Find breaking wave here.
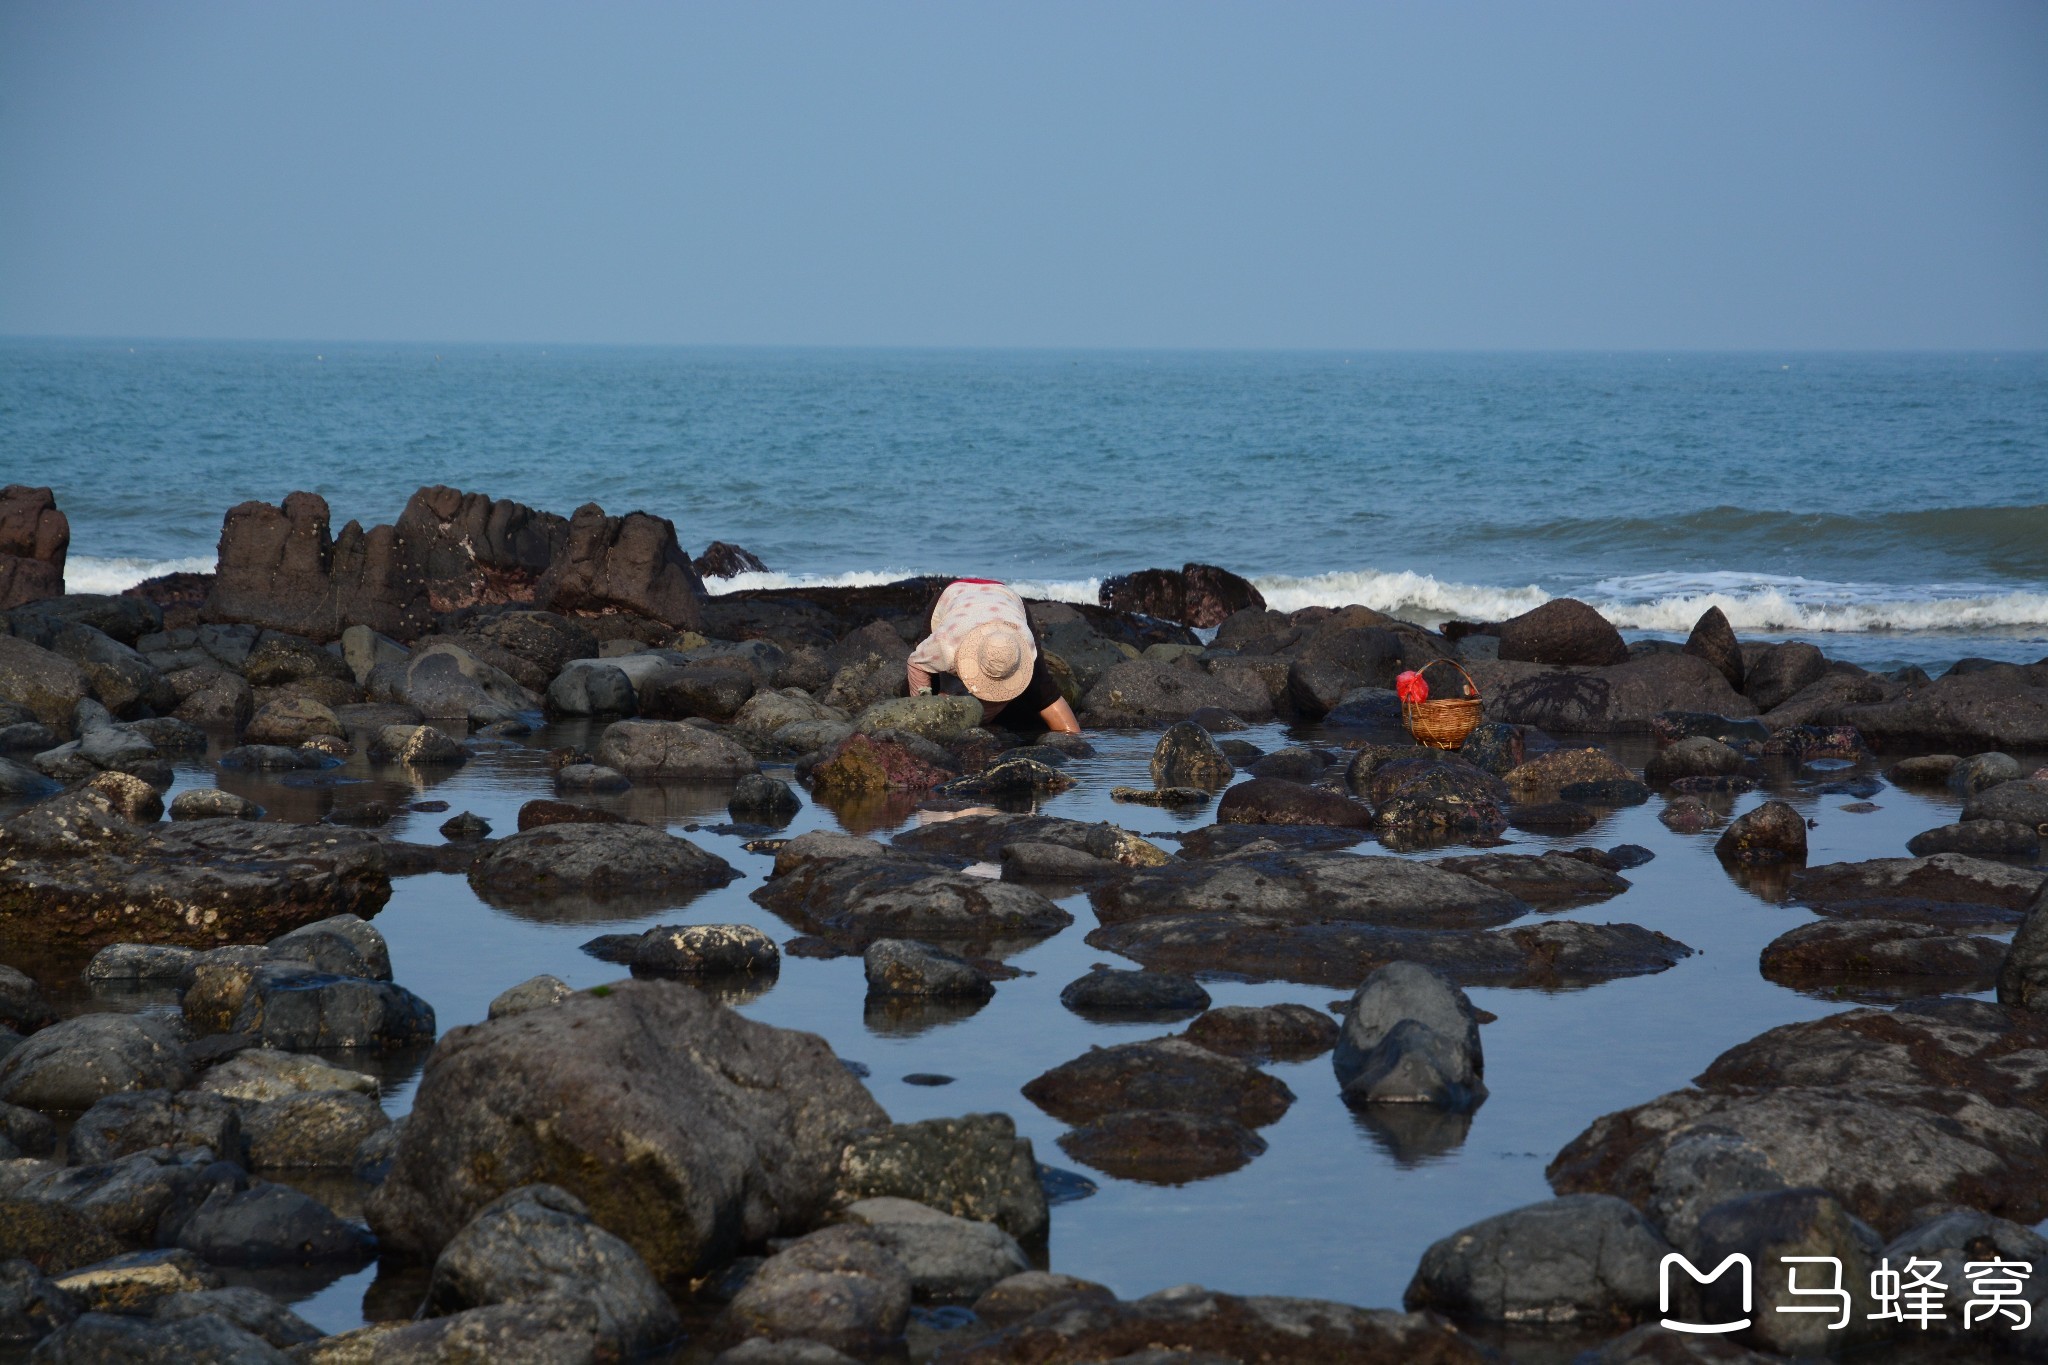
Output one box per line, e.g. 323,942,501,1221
64,555,215,595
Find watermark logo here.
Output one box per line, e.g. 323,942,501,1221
1660,1252,1751,1334
1658,1253,2035,1336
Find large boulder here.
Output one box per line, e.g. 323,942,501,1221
367,979,889,1278
0,1015,191,1112
0,486,68,610
0,636,91,729
183,962,434,1051
1488,655,1756,734
1789,853,2045,925
1999,882,2048,1008
1092,850,1526,932
720,1225,911,1354
1964,777,2048,827
1079,658,1269,725
1022,1038,1294,1128
1680,606,1743,691
390,642,540,726
594,719,758,780
834,1113,1047,1241
1713,799,1807,864
202,493,430,641
1835,663,2048,750
536,504,707,630
1496,598,1627,667
1404,1194,1670,1328
467,824,736,904
392,486,569,614
1744,641,1828,712
1334,962,1486,1110
0,796,390,948
423,1183,679,1356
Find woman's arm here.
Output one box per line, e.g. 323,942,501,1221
1037,697,1082,735
907,660,934,695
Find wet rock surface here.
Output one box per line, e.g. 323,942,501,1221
367,978,886,1279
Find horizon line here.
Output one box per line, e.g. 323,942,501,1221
3,333,2045,358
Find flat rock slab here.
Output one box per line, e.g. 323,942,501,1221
0,810,390,948
467,823,736,905
1021,1039,1294,1128
1086,914,1691,990
892,813,1168,868
936,1285,1493,1365
366,978,887,1281
1758,918,2005,999
1548,1080,2048,1237
1432,852,1630,908
1171,824,1367,858
1694,997,2048,1113
1788,853,2046,926
1090,851,1528,933
753,839,1071,954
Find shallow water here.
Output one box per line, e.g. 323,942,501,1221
10,716,2041,1343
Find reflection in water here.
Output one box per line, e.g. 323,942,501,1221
1349,1103,1474,1166
632,969,780,1010
1720,859,1801,903
470,883,723,926
863,994,989,1037
217,1258,375,1312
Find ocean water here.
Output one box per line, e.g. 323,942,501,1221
3,340,2045,668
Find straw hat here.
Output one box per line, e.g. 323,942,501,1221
955,621,1034,703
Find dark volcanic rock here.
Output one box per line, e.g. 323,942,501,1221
183,961,434,1050
862,939,993,1000
1079,658,1270,725
1150,721,1234,790
1404,1194,1670,1328
368,978,889,1279
1092,849,1525,932
1058,968,1210,1021
754,836,1072,953
632,923,781,978
1180,1004,1337,1062
693,541,769,579
891,813,1168,868
1836,664,2048,750
468,822,736,904
67,1089,243,1166
1759,918,2006,995
1681,607,1744,691
1505,800,1595,834
595,718,758,780
936,1284,1491,1364
1024,1038,1293,1128
1216,777,1373,830
1712,799,1806,864
1497,598,1628,667
1433,851,1629,907
394,486,568,614
719,1225,910,1355
2000,882,2048,1008
1963,778,2048,827
173,1179,375,1266
536,503,707,630
1089,914,1690,991
1745,641,1829,712
1644,736,1746,787
423,1183,680,1357
0,485,68,610
1906,818,2041,859
1550,999,2048,1234
834,1113,1047,1241
1788,853,2044,925
1489,655,1756,734
1334,961,1485,1109
0,1014,192,1112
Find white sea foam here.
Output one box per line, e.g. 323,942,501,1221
703,569,1103,604
1249,569,1551,621
63,555,215,595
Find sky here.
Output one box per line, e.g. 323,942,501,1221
1,1,2044,350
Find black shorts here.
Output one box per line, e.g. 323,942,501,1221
936,655,1062,732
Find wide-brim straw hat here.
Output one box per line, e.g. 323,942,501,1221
955,621,1035,703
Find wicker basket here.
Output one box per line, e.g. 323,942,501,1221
1402,658,1483,750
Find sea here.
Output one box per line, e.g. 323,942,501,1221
4,339,2046,669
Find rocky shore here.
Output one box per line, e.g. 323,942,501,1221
1,481,2046,1362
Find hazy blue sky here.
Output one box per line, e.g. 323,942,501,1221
2,2,2043,349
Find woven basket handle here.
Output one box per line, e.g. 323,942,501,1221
1415,656,1481,699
